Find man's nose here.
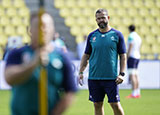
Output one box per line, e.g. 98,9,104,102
100,18,104,22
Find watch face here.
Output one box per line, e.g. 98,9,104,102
120,72,125,76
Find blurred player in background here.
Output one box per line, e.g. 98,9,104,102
4,12,77,115
78,8,126,115
52,32,68,53
126,25,142,99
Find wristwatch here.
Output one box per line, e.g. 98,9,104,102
119,72,125,77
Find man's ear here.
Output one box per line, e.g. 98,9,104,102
108,16,110,20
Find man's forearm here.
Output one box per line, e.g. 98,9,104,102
5,61,38,85
79,54,90,73
119,53,127,73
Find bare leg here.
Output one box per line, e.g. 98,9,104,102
94,102,104,115
129,74,140,97
130,74,138,90
135,74,140,95
135,74,139,89
130,74,140,90
110,102,124,115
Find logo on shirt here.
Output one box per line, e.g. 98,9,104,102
101,34,105,37
52,58,63,69
111,36,115,41
92,37,96,42
116,95,119,100
89,95,92,99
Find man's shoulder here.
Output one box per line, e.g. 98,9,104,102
110,28,125,40
9,45,29,55
111,28,123,35
88,29,99,37
129,32,139,39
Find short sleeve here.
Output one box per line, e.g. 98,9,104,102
117,31,127,54
84,33,92,55
128,34,134,44
6,49,22,67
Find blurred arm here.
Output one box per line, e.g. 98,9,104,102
51,92,75,115
5,53,39,86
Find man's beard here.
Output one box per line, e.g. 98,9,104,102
98,22,108,29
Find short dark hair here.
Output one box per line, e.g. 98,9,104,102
128,25,136,32
95,8,108,16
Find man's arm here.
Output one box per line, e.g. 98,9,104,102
78,53,90,85
51,92,75,115
79,53,90,73
119,53,127,73
116,53,127,84
5,53,39,86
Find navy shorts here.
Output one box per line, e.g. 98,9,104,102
88,80,120,103
127,57,139,69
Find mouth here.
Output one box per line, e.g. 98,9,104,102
98,22,107,29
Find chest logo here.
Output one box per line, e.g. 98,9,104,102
52,58,63,69
111,36,115,41
92,37,96,42
101,34,105,37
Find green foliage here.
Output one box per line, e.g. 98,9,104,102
0,89,160,115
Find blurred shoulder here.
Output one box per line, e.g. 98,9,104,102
50,49,71,63
8,45,31,55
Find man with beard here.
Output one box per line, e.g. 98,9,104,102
78,9,126,115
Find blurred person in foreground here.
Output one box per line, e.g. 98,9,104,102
78,8,126,115
4,12,77,115
126,25,142,99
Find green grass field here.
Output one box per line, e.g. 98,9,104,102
0,89,160,115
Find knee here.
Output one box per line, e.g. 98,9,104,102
110,103,119,109
110,102,124,115
94,102,103,109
